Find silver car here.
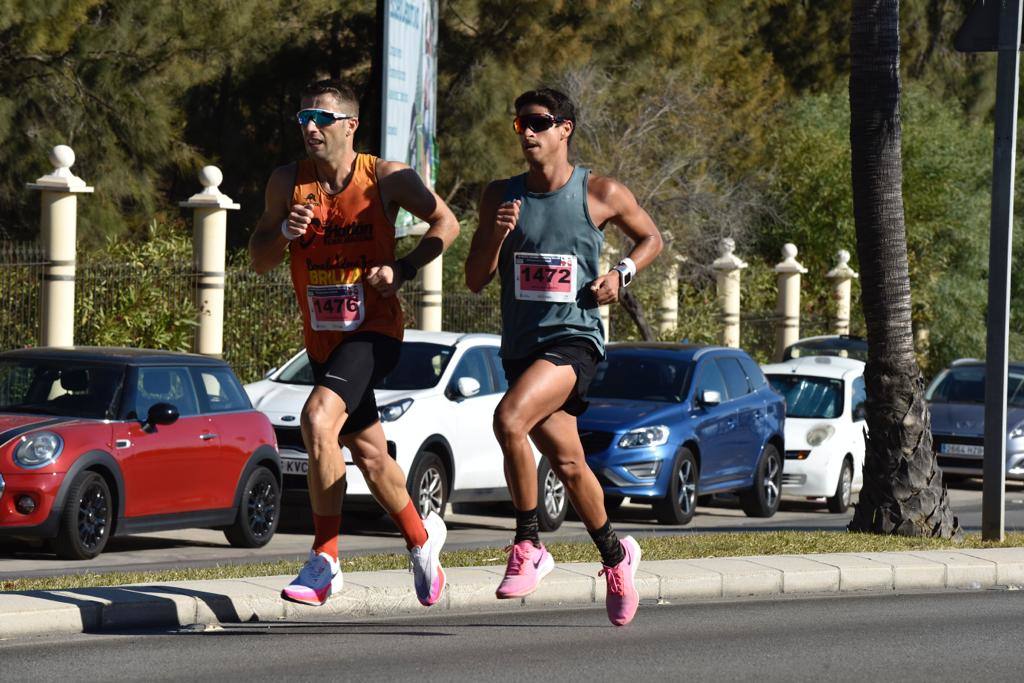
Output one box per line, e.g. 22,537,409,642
925,359,1024,481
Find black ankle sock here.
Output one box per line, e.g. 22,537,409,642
589,521,625,567
514,507,541,547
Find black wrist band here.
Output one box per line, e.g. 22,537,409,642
396,258,418,281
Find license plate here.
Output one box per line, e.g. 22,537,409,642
282,458,308,475
940,443,984,456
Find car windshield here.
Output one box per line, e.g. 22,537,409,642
273,342,455,390
0,359,125,419
925,366,1024,407
767,374,844,419
587,353,692,403
784,338,868,362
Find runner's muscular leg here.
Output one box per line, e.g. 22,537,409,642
530,410,608,531
343,420,412,514
300,386,350,516
493,360,577,510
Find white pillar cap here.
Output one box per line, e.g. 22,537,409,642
180,165,240,209
826,249,859,280
26,145,94,193
712,238,748,271
774,242,807,274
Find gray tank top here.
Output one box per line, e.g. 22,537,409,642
498,166,605,359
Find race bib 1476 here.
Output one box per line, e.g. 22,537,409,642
514,252,577,303
307,283,365,331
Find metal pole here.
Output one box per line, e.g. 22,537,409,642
981,0,1023,542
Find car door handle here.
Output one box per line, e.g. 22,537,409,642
199,433,218,441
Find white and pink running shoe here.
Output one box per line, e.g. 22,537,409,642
410,511,447,606
495,540,554,599
599,536,641,626
281,550,343,606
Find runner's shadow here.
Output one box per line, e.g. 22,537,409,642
13,584,248,632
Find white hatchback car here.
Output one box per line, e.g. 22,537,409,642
761,356,867,513
243,330,567,530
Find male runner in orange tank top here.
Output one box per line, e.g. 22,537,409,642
249,79,459,607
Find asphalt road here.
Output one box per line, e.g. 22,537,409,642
1,589,1021,681
2,480,1022,580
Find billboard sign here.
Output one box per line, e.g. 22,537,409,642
381,0,438,237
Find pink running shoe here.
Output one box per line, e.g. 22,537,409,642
599,536,641,626
281,550,343,606
410,511,447,606
495,540,554,599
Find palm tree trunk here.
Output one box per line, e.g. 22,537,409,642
847,0,960,538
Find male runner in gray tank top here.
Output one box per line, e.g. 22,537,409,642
466,88,663,626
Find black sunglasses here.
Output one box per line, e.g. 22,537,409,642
513,113,568,134
296,108,356,127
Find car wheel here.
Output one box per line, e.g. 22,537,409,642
827,458,854,514
739,444,782,518
654,448,698,525
537,457,568,531
408,451,448,518
224,466,280,548
54,471,113,560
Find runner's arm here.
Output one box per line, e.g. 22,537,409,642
465,181,512,293
592,176,663,273
378,161,460,271
249,165,299,274
587,176,663,305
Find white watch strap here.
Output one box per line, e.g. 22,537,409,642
618,257,637,277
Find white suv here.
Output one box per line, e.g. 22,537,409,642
243,330,567,530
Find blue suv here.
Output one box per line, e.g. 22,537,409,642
578,343,785,525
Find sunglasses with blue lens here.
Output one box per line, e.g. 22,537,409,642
296,109,356,127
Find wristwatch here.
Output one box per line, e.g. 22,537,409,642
612,263,633,288
395,258,418,282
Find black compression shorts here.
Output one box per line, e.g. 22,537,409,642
309,332,402,435
501,338,601,417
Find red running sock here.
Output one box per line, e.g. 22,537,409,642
391,500,428,550
312,513,341,560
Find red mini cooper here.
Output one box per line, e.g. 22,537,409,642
0,347,281,559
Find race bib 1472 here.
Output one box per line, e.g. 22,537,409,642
514,252,577,303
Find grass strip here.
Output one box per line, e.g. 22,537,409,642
3,530,1023,593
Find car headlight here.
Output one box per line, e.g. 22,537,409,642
618,425,670,449
379,398,413,422
1010,422,1024,439
806,425,836,447
14,431,64,469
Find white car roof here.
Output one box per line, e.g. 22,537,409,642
401,329,500,346
761,355,865,381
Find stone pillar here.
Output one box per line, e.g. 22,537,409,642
826,249,858,335
774,243,807,361
418,255,442,331
658,254,686,336
599,244,618,342
712,238,747,348
26,145,94,347
179,166,239,357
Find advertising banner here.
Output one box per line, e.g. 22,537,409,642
381,0,438,238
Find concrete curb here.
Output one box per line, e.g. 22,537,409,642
2,548,1023,639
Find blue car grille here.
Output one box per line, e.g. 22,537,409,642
579,430,615,454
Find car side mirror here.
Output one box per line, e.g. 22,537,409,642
853,404,867,422
263,367,277,379
456,377,481,399
145,402,179,428
699,390,722,407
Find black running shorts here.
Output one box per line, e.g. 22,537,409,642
502,338,601,417
309,332,402,435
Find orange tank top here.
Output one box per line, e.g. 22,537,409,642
288,154,404,363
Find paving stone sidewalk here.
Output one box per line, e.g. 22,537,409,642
2,548,1023,639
